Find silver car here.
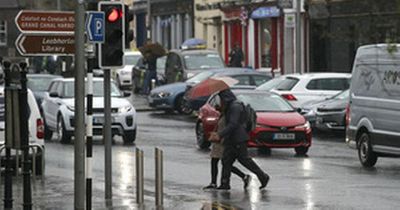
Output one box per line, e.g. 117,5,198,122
41,78,137,144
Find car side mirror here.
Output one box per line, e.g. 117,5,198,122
49,92,59,98
123,91,131,97
296,108,302,113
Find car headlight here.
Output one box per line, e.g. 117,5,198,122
187,73,195,78
295,121,311,129
119,105,132,113
67,105,74,111
158,91,171,98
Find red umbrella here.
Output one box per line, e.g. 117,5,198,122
186,76,239,99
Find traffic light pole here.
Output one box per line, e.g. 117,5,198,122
74,1,86,210
104,69,112,203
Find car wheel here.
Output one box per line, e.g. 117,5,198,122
44,120,53,140
57,115,71,144
175,95,193,115
123,129,137,144
358,132,378,168
196,122,210,149
294,146,309,156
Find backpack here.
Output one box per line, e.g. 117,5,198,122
237,101,257,132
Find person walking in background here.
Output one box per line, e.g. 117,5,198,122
209,89,270,190
142,52,157,95
203,104,251,190
228,43,244,67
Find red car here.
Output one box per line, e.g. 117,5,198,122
196,90,312,155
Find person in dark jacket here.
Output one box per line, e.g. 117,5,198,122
209,89,270,190
142,52,158,94
228,43,244,67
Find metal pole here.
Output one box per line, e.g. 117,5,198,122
20,63,32,210
136,148,144,205
104,69,112,202
74,1,86,209
155,148,163,208
296,0,302,74
86,58,95,210
147,0,151,40
3,61,13,209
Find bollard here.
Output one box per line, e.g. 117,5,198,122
15,149,20,177
136,148,144,205
155,147,163,208
31,147,36,180
151,79,156,91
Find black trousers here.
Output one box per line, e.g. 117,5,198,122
221,143,268,186
210,158,245,184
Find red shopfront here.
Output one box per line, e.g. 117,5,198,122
222,5,284,73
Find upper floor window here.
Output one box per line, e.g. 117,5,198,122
0,21,6,46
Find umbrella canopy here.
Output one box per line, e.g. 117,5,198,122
181,38,206,49
138,42,166,59
186,76,239,99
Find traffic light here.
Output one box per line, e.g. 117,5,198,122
124,4,134,49
99,2,125,68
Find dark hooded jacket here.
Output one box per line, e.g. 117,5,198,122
217,89,249,145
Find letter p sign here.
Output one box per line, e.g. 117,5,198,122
86,11,105,43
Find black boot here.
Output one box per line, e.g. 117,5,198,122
259,174,270,190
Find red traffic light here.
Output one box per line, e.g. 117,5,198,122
107,8,123,22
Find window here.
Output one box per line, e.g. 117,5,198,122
275,77,299,91
252,75,272,86
0,21,6,46
306,78,350,91
231,75,251,86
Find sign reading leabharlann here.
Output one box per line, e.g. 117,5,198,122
16,34,75,56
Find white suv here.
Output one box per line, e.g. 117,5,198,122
41,78,137,144
256,73,351,108
0,87,45,175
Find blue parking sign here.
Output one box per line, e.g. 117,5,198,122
86,11,105,43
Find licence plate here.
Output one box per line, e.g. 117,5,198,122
273,133,295,140
316,117,323,124
93,117,104,124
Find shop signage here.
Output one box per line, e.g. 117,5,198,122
278,0,293,9
285,13,295,28
15,10,74,33
251,6,280,19
16,34,75,56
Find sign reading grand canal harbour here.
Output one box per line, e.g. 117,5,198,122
14,10,75,56
16,34,75,56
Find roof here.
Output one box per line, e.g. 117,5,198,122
169,49,219,55
283,72,352,79
27,74,62,78
53,77,105,82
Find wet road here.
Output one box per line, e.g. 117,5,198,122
3,111,400,209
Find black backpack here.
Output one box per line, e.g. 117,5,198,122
237,101,257,132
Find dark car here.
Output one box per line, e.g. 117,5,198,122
185,70,272,111
315,89,349,131
132,56,166,93
27,74,62,110
196,90,312,155
164,48,225,84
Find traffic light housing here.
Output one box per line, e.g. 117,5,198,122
99,2,125,68
124,4,134,49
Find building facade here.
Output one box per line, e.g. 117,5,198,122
307,0,400,73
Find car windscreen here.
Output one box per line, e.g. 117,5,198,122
183,54,224,70
185,71,215,84
63,81,121,98
256,77,285,91
332,89,349,99
125,54,141,65
27,77,55,91
236,93,294,112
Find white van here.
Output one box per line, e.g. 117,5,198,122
346,43,400,168
0,86,45,174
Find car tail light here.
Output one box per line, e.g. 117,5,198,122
37,118,44,139
345,104,350,127
281,94,297,101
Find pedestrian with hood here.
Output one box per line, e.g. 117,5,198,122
209,89,270,190
228,43,244,67
203,103,251,190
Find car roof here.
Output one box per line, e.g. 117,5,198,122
169,49,219,55
27,74,62,78
199,68,268,76
232,89,275,96
282,72,351,79
52,77,105,82
124,51,142,56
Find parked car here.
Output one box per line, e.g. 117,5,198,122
346,44,400,168
115,51,142,89
148,68,271,114
0,86,45,175
164,48,225,84
256,73,351,108
132,56,166,93
41,78,137,144
185,70,272,111
27,74,62,111
196,90,312,155
301,89,349,128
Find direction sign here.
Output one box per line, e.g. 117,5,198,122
15,10,74,33
15,34,75,56
86,12,105,43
